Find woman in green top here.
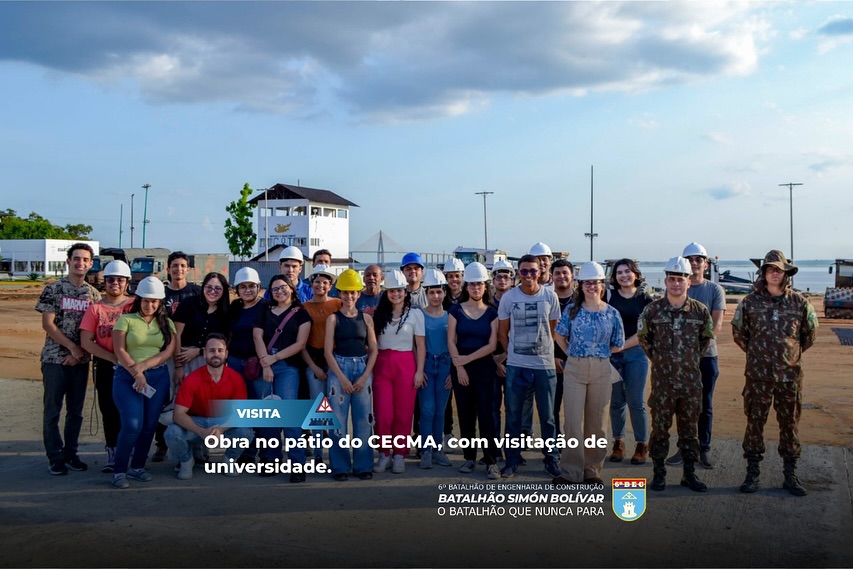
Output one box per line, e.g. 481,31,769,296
110,277,176,489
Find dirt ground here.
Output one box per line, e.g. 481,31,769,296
3,285,851,448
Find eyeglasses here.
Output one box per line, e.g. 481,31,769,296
765,266,785,274
270,285,290,294
204,286,224,293
105,277,125,284
493,273,512,279
518,268,539,277
582,281,602,288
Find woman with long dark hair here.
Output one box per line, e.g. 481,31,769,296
173,272,230,383
554,262,624,485
110,277,176,489
607,259,654,465
372,270,425,474
253,274,312,482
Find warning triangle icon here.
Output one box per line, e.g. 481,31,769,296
302,394,342,430
317,397,333,413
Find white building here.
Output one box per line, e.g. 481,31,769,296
250,183,357,263
0,239,100,277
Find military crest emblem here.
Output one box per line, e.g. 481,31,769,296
612,478,646,522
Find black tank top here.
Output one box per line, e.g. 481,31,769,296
333,311,368,357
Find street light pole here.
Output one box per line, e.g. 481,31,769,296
130,193,135,247
584,165,598,261
474,191,494,249
779,182,803,287
141,183,151,247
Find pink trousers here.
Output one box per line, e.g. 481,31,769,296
373,349,417,456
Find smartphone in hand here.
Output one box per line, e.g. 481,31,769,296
142,384,157,399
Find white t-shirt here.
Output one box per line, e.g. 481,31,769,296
498,286,561,370
377,307,425,351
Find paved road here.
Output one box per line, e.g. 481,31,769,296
1,379,850,568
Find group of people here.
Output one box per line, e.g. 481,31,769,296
37,240,817,495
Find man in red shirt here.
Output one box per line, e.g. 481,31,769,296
165,333,253,479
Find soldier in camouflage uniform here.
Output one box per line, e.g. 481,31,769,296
35,243,101,475
732,250,818,496
637,257,714,492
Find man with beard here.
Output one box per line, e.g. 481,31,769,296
165,333,253,480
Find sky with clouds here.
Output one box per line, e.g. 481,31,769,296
1,1,851,262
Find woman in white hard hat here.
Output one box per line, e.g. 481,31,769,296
253,274,312,482
448,262,501,479
324,269,378,481
110,276,177,489
301,265,342,463
227,267,266,385
173,272,231,383
418,269,453,469
80,260,134,473
606,259,654,465
372,270,426,474
554,262,625,484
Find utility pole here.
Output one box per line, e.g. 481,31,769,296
779,182,803,287
119,204,123,248
474,191,494,249
584,165,598,261
141,183,151,247
130,193,135,247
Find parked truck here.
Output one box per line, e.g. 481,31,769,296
825,259,853,319
87,248,230,291
86,247,170,290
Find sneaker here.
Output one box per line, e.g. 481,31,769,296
49,459,69,476
126,468,153,482
356,472,373,480
699,450,714,469
500,465,516,478
459,460,476,474
177,458,194,480
112,473,129,489
151,446,167,463
373,454,392,473
432,451,452,467
444,433,457,454
64,455,88,472
332,472,349,481
487,464,501,480
391,454,406,474
102,447,116,473
544,461,562,478
665,451,683,465
419,450,433,470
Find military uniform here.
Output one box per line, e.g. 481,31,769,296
36,277,101,469
732,289,817,461
638,297,714,465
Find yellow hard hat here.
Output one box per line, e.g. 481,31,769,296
336,269,364,291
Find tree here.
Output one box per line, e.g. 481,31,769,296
224,183,257,260
0,211,90,240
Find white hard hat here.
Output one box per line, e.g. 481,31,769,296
443,257,465,273
422,269,448,288
492,259,515,276
309,264,337,284
135,276,166,299
529,242,553,257
103,260,131,278
665,256,692,276
384,270,408,290
463,262,490,283
577,261,605,281
279,246,304,262
682,242,708,258
234,267,261,286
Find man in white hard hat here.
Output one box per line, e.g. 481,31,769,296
443,257,465,304
278,245,313,302
665,242,726,469
529,242,554,287
638,256,714,493
36,242,101,475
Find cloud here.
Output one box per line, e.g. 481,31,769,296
806,153,853,175
816,15,853,53
702,131,732,145
0,2,773,121
705,181,751,200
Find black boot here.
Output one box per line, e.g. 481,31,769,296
783,459,807,496
651,459,666,491
739,460,760,493
680,460,708,492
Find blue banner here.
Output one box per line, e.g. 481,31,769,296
213,394,341,430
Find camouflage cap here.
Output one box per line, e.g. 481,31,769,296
761,250,798,276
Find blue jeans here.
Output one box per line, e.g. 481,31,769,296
227,356,258,399
252,355,306,464
327,355,374,475
419,353,452,451
699,356,719,452
42,362,90,462
610,345,650,444
165,417,253,462
112,364,170,474
504,366,558,468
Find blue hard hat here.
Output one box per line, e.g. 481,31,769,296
400,252,424,269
